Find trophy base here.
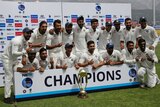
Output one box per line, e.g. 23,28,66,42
77,91,88,99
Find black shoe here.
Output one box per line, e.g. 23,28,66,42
4,98,14,104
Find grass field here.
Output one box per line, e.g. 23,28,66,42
0,45,160,107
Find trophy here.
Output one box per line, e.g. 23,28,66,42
77,69,88,99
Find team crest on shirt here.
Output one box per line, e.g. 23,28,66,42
145,29,149,33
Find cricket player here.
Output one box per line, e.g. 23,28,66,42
135,17,159,50
136,38,160,88
98,21,112,54
1,27,33,104
78,41,104,69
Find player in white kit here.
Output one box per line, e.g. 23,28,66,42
2,27,33,104
136,38,160,88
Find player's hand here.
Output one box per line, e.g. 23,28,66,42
146,54,154,62
60,27,64,32
22,55,27,65
88,59,94,65
39,67,45,72
92,64,97,69
39,43,45,47
109,61,116,65
62,64,68,69
26,47,32,53
56,43,63,47
75,64,80,69
29,66,36,72
50,57,54,64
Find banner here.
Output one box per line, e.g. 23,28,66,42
62,2,131,27
14,64,139,99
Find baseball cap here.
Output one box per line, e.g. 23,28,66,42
23,27,33,33
106,21,112,26
139,17,147,23
65,43,73,48
113,20,121,25
106,43,114,49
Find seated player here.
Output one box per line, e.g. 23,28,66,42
78,41,104,69
102,43,124,66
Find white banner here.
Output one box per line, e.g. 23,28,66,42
14,64,139,99
62,2,131,27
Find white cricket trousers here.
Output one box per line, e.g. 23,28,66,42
2,58,14,98
137,66,157,88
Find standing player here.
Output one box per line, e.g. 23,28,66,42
46,19,63,65
1,27,33,104
110,20,124,51
28,21,49,53
73,16,87,57
62,22,74,53
121,18,136,47
86,18,100,52
135,17,159,50
98,21,112,54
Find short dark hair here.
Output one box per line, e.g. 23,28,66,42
65,22,73,28
39,48,47,54
53,19,61,27
138,38,146,45
126,41,134,47
91,18,98,25
39,21,47,28
87,40,95,47
125,18,131,23
77,16,84,22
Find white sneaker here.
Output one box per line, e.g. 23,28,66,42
140,84,145,88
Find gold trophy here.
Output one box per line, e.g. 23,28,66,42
77,69,88,99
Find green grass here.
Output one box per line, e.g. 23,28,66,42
0,44,160,107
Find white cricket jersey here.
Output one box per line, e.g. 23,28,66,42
62,30,73,44
56,53,78,68
102,50,123,62
121,48,137,65
15,57,40,70
86,28,100,48
37,55,51,69
135,25,159,48
2,36,28,61
46,32,63,54
98,29,111,52
79,51,103,65
121,28,136,46
28,28,49,52
110,27,124,51
73,25,87,52
136,47,158,69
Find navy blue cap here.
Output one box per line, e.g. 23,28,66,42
139,17,147,23
106,43,114,49
65,43,73,48
113,20,121,25
23,27,33,33
106,21,112,26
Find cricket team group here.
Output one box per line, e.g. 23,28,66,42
1,15,160,104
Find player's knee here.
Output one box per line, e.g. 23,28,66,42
147,83,156,88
